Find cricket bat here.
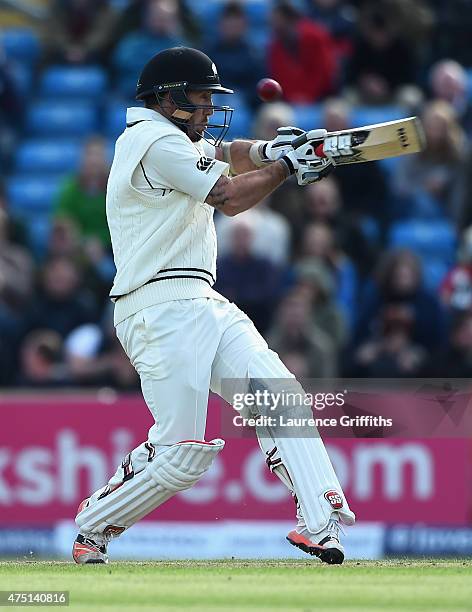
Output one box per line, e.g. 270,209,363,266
292,116,425,165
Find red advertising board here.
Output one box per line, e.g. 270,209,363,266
0,393,471,525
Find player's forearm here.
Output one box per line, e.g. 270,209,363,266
229,140,264,174
206,161,289,216
216,140,269,174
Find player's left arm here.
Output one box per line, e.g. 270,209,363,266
213,127,310,175
215,140,261,174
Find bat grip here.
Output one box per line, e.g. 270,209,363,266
291,133,308,149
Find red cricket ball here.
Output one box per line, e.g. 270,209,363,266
256,78,283,102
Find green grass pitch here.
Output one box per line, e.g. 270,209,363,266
0,560,471,611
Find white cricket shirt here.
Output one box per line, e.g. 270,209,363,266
107,107,230,325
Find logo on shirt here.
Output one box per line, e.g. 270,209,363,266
196,156,216,174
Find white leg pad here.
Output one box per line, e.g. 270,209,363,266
248,350,355,535
76,439,224,537
275,436,355,533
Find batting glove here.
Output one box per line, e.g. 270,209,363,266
280,129,334,185
263,126,307,161
249,126,306,166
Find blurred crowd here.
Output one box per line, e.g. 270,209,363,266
1,0,472,388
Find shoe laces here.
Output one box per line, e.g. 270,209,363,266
326,516,344,542
79,534,108,551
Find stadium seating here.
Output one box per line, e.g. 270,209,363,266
9,62,33,97
15,139,82,174
1,28,40,65
351,106,406,128
40,66,108,99
107,140,116,164
422,258,449,291
389,219,457,264
105,102,129,138
378,155,402,179
188,0,269,46
26,101,98,136
249,28,270,58
292,104,324,131
117,73,140,99
28,214,52,258
467,68,472,101
288,105,407,138
7,174,64,214
187,0,269,26
224,105,251,139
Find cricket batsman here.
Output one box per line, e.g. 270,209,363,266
72,47,355,565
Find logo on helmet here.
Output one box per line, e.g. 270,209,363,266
324,490,343,510
206,62,219,81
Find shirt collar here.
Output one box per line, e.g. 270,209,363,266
126,106,173,127
125,106,203,150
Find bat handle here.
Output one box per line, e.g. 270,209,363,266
292,130,326,151
291,133,308,149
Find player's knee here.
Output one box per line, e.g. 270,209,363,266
247,348,311,419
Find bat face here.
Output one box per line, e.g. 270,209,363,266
325,117,426,165
298,117,426,166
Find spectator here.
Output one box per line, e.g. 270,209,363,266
303,176,377,276
0,46,24,170
322,98,389,230
441,226,472,312
113,0,184,95
278,350,311,379
355,249,446,352
349,303,427,377
293,259,347,349
0,207,32,386
430,0,472,66
266,290,338,378
22,256,98,339
54,136,111,249
44,0,117,64
47,218,115,309
299,221,357,329
215,200,291,266
268,1,337,104
15,330,71,387
304,0,356,61
461,151,472,230
0,208,34,313
251,102,305,237
109,0,200,54
205,2,264,108
393,100,468,222
214,218,285,333
252,101,295,140
0,317,17,386
430,60,472,136
0,185,27,247
426,311,472,377
64,306,139,389
346,1,418,104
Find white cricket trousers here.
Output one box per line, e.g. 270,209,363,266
116,297,291,445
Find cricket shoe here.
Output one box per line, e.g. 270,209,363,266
287,516,345,565
72,533,108,564
72,498,108,564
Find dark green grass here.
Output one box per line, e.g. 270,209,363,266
0,560,471,611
